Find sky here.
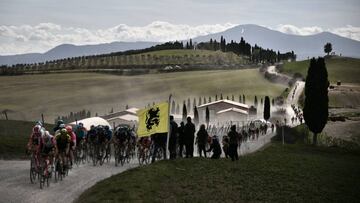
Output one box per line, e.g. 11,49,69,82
0,0,359,55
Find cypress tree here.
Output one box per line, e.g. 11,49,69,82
171,100,176,114
263,96,270,121
194,106,199,127
205,106,210,127
187,98,191,113
182,103,187,122
303,57,329,145
254,96,258,106
243,95,246,104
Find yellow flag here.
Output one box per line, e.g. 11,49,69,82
137,102,169,137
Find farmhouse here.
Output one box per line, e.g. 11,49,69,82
198,100,251,123
70,117,111,130
102,107,139,127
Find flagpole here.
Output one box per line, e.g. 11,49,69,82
166,94,172,160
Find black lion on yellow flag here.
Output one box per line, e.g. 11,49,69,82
145,107,160,131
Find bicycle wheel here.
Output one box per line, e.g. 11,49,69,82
99,145,105,166
30,155,38,184
120,146,125,166
92,145,98,166
39,170,45,189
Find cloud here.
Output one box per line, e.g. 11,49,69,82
0,21,237,55
0,22,359,55
275,24,323,35
274,24,360,41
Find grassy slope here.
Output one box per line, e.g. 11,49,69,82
133,49,246,64
77,143,360,202
0,120,54,159
282,57,360,83
0,69,285,121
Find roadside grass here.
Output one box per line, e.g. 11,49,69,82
0,120,54,159
76,142,360,202
282,57,360,83
0,69,285,121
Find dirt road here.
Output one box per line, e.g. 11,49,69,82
0,160,138,203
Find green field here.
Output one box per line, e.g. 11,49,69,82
0,120,54,159
76,143,360,202
282,57,360,83
0,69,285,122
132,49,246,65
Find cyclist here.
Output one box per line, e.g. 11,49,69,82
66,125,76,168
27,124,44,168
53,120,64,134
104,126,112,157
40,131,56,173
75,122,87,146
55,128,71,174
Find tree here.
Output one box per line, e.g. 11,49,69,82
220,94,223,100
243,95,246,104
254,96,258,106
205,107,210,127
215,94,218,101
187,98,191,113
263,96,270,121
303,57,329,145
171,100,176,114
176,103,180,114
324,43,332,55
182,103,188,122
193,106,199,127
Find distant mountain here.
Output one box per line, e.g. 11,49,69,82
0,41,159,65
2,24,360,65
193,24,360,60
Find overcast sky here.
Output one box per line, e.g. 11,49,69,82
0,0,359,55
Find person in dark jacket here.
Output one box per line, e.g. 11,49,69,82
228,125,239,161
184,117,195,158
196,124,208,158
168,115,178,160
207,135,222,159
178,122,185,157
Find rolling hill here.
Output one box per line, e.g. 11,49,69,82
193,24,360,60
1,24,359,66
0,41,159,65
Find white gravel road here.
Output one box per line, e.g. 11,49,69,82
0,66,304,203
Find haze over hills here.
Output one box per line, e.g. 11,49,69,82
193,24,360,60
1,24,360,65
0,41,159,65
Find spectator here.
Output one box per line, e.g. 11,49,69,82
228,125,239,161
184,117,195,158
207,135,222,159
178,121,185,158
168,115,178,160
196,124,208,158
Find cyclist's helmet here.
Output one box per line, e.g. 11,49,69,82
79,122,83,127
57,120,64,125
60,128,67,135
59,124,65,129
33,125,41,134
36,121,43,126
66,125,73,133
